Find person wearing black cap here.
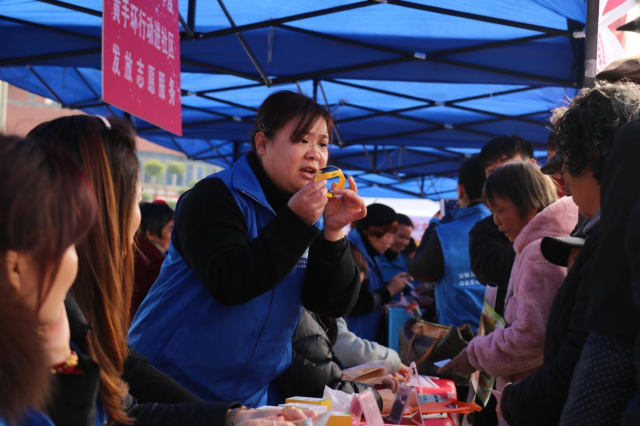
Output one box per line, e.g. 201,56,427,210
409,158,491,333
559,85,640,426
499,80,633,426
346,204,408,342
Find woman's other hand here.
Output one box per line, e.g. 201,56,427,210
323,176,366,241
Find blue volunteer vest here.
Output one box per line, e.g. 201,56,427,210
129,156,310,407
345,230,385,342
378,253,411,283
0,410,54,426
434,204,491,333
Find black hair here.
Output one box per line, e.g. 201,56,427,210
396,213,413,228
138,202,175,239
554,81,640,183
478,135,534,169
458,157,486,201
252,90,333,152
402,238,417,256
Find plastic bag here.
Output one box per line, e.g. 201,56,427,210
322,386,354,412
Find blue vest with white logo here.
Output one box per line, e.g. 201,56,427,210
345,230,385,342
434,204,491,333
129,156,310,407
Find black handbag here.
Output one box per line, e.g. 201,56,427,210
398,318,475,384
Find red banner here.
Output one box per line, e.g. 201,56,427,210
103,0,182,136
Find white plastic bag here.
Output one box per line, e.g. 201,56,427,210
322,386,354,412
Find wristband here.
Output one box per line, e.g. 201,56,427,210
225,406,246,426
51,351,81,374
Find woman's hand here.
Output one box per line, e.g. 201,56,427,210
397,363,412,381
39,302,72,366
288,180,328,226
234,408,317,426
378,389,397,415
436,349,476,375
323,176,366,241
386,272,409,297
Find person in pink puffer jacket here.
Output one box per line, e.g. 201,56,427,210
439,162,578,425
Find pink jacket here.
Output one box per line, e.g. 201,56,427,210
466,197,579,393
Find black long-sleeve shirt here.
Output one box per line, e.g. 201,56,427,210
468,214,515,316
173,152,361,317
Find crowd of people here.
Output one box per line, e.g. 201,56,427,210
1,57,640,426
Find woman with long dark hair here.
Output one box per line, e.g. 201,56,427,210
0,135,97,425
30,115,313,426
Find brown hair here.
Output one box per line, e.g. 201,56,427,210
484,162,557,219
0,136,96,423
29,116,139,425
349,244,369,280
252,90,334,151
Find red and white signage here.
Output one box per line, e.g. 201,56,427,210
103,0,182,136
597,0,640,73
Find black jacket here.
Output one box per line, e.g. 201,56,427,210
276,310,383,410
468,215,515,316
584,120,640,340
54,295,236,426
501,224,599,426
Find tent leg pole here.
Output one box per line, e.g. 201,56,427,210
584,0,599,88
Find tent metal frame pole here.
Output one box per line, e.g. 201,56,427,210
0,14,100,42
313,80,319,102
188,0,198,32
179,14,195,40
387,0,575,37
182,103,236,119
279,23,554,61
340,102,442,127
199,94,259,112
198,83,262,95
326,79,534,106
337,103,436,125
71,67,119,117
0,47,102,67
27,65,66,107
275,24,576,86
180,118,233,129
377,156,452,174
34,0,101,17
217,0,272,86
181,58,263,83
584,0,599,88
199,1,378,39
447,104,546,125
270,56,414,85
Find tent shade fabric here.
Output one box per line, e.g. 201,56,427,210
0,0,586,198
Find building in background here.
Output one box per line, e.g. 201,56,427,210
1,83,220,208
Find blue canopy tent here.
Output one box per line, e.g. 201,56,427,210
0,0,588,198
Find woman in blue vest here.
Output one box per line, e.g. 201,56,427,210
130,91,366,407
0,136,97,426
346,204,409,342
